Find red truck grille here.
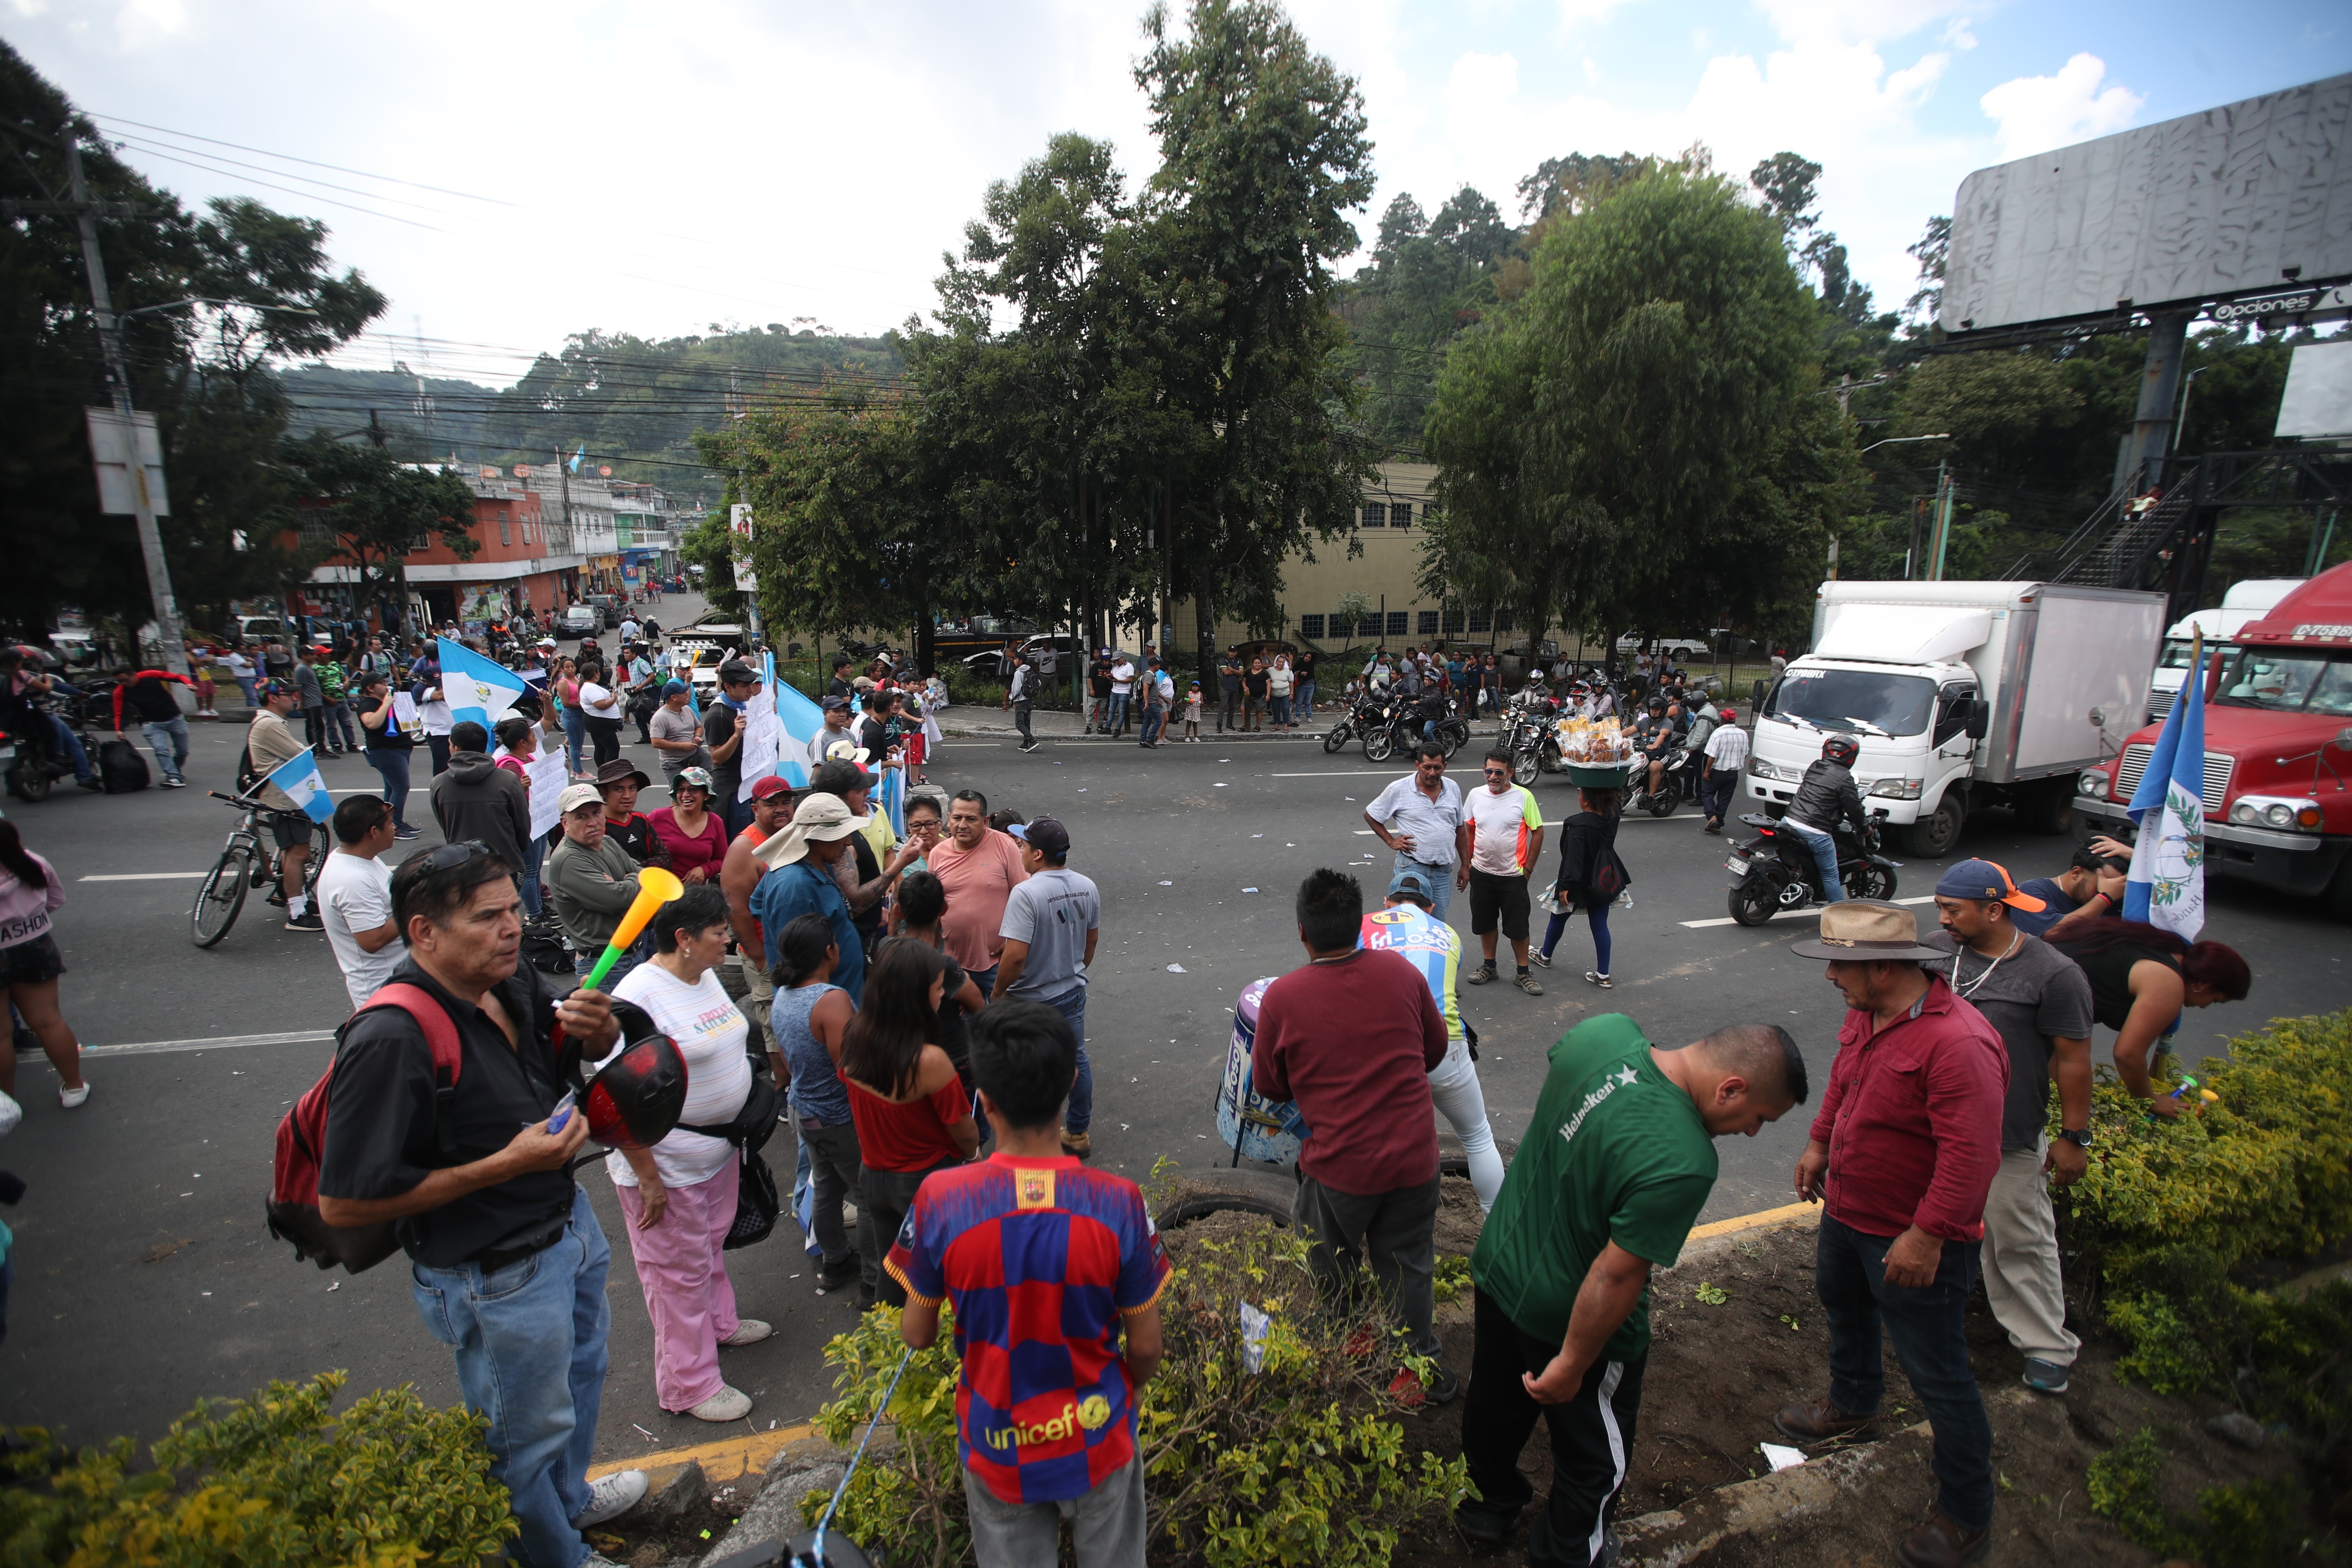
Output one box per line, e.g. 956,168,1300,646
2113,744,2234,812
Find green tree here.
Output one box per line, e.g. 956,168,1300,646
279,435,479,631
1343,184,1513,446
1421,169,1849,648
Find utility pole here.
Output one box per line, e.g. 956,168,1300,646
48,124,187,674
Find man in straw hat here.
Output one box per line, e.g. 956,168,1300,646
1779,900,2008,1568
749,792,870,1004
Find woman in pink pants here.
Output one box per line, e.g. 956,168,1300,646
604,884,768,1421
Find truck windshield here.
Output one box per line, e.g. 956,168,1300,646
1763,667,1937,737
2214,649,2352,717
2155,637,2205,670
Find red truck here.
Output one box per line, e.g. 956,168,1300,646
2073,560,2352,922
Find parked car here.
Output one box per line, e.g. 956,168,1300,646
555,604,600,638
964,634,1085,681
1615,631,1712,662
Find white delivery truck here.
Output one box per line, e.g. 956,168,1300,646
2144,578,2303,723
1745,581,2166,857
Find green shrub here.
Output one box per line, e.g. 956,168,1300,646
2087,1427,2195,1557
805,1220,1471,1568
2087,1427,2314,1566
1433,1254,1472,1305
0,1372,515,1568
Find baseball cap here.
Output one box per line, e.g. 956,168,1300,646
557,782,603,815
1387,868,1433,905
1933,858,2047,911
1008,816,1071,859
820,694,851,712
717,659,760,686
662,679,687,696
749,775,795,801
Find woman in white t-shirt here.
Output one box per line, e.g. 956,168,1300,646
603,884,765,1422
1268,654,1295,733
576,659,625,772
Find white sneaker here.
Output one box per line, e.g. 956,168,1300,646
58,1082,90,1109
683,1385,753,1422
719,1319,773,1347
571,1468,647,1527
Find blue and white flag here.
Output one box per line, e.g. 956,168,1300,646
266,746,336,824
436,636,529,734
567,444,585,474
2123,646,2207,940
736,651,829,797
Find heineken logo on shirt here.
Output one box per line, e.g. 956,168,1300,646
1560,1066,1641,1148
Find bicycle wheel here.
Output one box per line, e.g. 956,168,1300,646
305,819,332,899
193,844,254,947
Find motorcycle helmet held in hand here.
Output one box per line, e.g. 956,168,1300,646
583,1000,689,1149
1820,735,1861,768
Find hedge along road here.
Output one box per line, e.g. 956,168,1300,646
4,714,2344,1467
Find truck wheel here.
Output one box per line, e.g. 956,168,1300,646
2019,778,2074,836
1902,795,1965,858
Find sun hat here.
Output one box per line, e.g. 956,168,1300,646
755,792,868,869
673,766,714,793
1788,900,1948,961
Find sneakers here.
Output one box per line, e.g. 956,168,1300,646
393,826,422,840
681,1385,753,1423
1774,1396,1877,1443
161,776,187,788
719,1319,773,1347
58,1081,91,1109
1061,1128,1092,1159
76,777,103,791
571,1468,647,1528
1466,965,1499,986
1513,971,1543,995
286,910,324,931
1387,1364,1462,1408
1584,971,1613,989
815,1253,864,1295
2021,1357,2070,1394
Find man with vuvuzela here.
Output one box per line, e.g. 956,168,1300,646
1457,1015,1809,1565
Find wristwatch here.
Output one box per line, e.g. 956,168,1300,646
2055,1127,2094,1148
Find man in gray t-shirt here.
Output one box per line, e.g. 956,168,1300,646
993,816,1103,1159
1925,858,2096,1393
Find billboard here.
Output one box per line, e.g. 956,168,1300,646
2276,339,2352,438
1942,73,2352,334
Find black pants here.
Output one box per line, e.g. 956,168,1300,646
1460,1287,1647,1566
426,733,451,777
302,705,327,749
584,716,623,770
1701,766,1739,822
862,1160,961,1307
1219,685,1240,730
1294,1171,1441,1357
1013,701,1033,745
801,1119,876,1301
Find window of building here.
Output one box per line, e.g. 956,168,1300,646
1386,611,1409,637
1468,608,1491,632
1494,614,1515,634
1360,502,1386,529
1442,608,1464,632
1298,613,1325,639
498,514,511,546
1417,610,1439,634
1390,502,1414,529
1356,612,1383,637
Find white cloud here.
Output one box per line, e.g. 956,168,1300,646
1554,0,1638,29
1940,16,1978,49
1751,0,1973,45
1979,52,2144,160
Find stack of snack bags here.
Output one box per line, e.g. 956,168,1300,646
1556,715,1634,764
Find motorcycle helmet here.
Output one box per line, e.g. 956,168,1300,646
582,1000,689,1149
1646,696,1666,714
1820,735,1861,768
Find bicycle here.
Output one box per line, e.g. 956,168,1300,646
191,790,332,948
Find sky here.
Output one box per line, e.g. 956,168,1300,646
6,0,2348,388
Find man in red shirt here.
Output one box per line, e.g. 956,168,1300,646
1252,868,1456,1403
1780,901,2007,1568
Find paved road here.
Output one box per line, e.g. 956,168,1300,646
5,648,2346,1469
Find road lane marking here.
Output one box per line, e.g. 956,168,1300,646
1684,888,1938,926
80,872,207,882
14,1029,337,1060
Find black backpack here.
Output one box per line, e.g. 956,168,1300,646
98,738,150,793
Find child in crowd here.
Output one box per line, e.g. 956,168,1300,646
890,1001,1168,1568
1183,681,1203,742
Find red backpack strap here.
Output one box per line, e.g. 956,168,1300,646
354,983,465,1157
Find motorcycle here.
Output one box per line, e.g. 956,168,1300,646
1323,692,1382,754
1723,809,1901,926
3,689,96,802
1361,692,1468,764
1500,692,1562,787
1629,743,1703,818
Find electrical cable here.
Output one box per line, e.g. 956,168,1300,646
104,132,468,218
89,113,519,205
107,142,453,232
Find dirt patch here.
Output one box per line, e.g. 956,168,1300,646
587,1484,752,1568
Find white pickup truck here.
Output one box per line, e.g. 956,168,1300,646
1745,581,2165,857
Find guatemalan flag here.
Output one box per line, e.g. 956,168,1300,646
735,650,830,798
2123,645,2207,941
267,747,336,824
436,636,530,734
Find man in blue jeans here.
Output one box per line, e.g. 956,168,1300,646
1780,734,1868,903
1780,901,2007,1568
1362,744,1469,923
992,816,1101,1158
316,843,647,1568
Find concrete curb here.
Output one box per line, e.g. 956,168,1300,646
1617,1425,1933,1566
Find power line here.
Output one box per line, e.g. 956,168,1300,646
105,132,466,219
110,142,452,232
89,113,518,206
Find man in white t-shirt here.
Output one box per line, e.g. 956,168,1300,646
317,795,406,1011
1108,654,1137,738
1461,748,1545,995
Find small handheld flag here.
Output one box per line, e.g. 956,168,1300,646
436,636,529,734
266,746,336,824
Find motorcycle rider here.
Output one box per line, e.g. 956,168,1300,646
0,647,101,792
1781,734,1869,904
1634,697,1678,800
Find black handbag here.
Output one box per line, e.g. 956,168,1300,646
717,1147,780,1251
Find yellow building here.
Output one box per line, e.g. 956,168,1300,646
1173,460,1516,650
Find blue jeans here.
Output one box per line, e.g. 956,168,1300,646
560,708,586,775
1294,681,1315,715
141,715,190,781
1541,899,1611,975
1391,854,1455,922
1038,983,1093,1135
1781,818,1844,903
1817,1213,1993,1531
573,943,646,989
48,716,92,782
324,700,359,750
1271,695,1291,726
364,747,414,830
1107,693,1130,735
1139,707,1164,744
409,1187,611,1568
519,834,545,917
233,676,259,706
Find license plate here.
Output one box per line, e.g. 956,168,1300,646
1725,856,1749,874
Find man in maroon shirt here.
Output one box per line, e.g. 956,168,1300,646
1253,867,1455,1404
1778,901,2007,1568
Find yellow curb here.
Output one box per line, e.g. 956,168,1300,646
1685,1200,1821,1243
588,1422,815,1488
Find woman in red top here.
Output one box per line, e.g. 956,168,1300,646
650,766,729,884
841,940,978,1305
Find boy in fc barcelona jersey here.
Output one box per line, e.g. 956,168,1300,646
890,1000,1170,1567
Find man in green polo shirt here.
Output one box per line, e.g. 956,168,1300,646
1459,1014,1810,1565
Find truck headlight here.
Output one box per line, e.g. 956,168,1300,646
1867,777,1923,800
1748,757,1795,783
2230,795,2326,832
2078,770,2110,801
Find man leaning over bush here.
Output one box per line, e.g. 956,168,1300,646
316,843,646,1568
1458,1016,1807,1564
